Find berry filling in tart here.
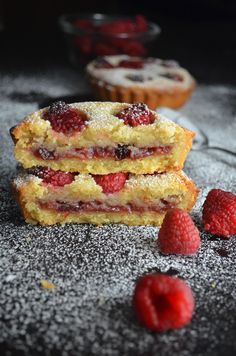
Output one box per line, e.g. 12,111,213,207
13,168,198,226
39,195,179,214
33,144,172,161
43,101,88,135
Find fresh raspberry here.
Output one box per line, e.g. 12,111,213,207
118,59,144,69
93,173,127,194
202,189,236,237
28,167,75,187
158,208,200,255
133,273,194,331
120,41,147,56
95,43,119,56
135,15,148,32
99,19,137,34
74,36,93,55
44,101,87,135
73,19,95,31
116,103,155,127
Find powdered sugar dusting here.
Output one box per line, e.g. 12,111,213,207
0,65,236,355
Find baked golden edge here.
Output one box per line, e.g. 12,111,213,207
88,75,196,109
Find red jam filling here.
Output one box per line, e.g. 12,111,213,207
33,145,172,161
39,198,177,214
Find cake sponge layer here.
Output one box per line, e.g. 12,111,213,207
11,101,194,174
13,170,198,226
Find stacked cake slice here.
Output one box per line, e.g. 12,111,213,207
11,101,198,225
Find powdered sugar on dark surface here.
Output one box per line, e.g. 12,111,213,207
0,66,236,356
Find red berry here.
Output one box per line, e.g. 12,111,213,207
95,43,119,56
158,208,200,255
116,103,155,127
74,36,93,55
73,19,95,31
118,59,144,69
44,101,87,135
135,15,148,32
133,273,194,332
121,41,147,56
202,189,236,237
99,19,136,34
93,173,127,194
28,167,75,187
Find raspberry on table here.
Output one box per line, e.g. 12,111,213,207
28,167,75,187
93,172,128,193
44,101,88,135
116,103,155,127
158,208,200,255
202,189,236,237
133,273,195,332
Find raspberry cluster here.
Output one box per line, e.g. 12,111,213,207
74,15,148,58
28,167,75,187
44,101,88,135
116,103,155,127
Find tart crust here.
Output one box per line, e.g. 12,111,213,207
12,170,198,226
11,101,194,174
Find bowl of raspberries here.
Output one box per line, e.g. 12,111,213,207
59,13,161,66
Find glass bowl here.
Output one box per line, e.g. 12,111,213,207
59,13,161,66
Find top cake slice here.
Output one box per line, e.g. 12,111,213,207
11,101,194,174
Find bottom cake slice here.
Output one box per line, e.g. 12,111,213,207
12,168,198,226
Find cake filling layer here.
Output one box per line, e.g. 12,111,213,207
33,145,172,161
39,196,178,214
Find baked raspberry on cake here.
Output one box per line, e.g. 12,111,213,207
12,168,198,225
10,101,194,174
86,55,196,109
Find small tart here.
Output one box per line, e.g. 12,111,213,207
86,55,196,109
10,101,194,174
12,169,198,226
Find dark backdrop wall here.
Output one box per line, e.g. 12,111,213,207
0,0,235,84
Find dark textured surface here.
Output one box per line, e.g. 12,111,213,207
0,67,236,356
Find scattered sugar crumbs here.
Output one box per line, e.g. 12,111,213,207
40,279,56,290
